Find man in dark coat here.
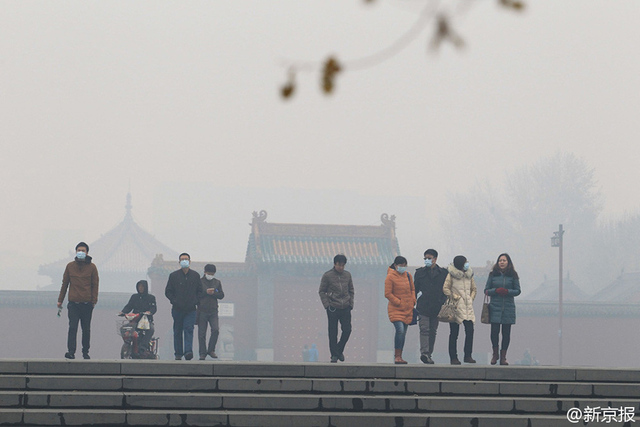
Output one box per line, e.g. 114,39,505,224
319,254,355,363
414,248,448,364
165,252,203,360
197,264,224,360
119,280,157,357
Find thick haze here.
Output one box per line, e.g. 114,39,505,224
1,1,639,291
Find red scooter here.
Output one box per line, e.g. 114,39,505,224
117,313,159,359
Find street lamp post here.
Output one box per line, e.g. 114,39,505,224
551,224,564,366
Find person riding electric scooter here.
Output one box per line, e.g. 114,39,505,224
118,280,157,358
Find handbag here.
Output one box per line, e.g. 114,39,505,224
437,297,458,323
481,294,491,324
410,308,419,325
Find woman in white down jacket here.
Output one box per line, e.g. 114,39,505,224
442,255,477,365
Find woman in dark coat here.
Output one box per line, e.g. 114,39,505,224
484,253,521,365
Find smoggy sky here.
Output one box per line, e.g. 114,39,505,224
1,1,639,290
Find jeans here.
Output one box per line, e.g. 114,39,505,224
198,311,220,357
67,302,93,355
171,308,196,357
326,307,352,358
490,323,512,350
393,321,409,350
449,320,474,359
418,315,439,356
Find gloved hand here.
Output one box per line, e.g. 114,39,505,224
496,287,508,296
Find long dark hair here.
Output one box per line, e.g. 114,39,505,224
491,253,519,279
389,255,408,270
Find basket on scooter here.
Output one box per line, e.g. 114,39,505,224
116,319,135,337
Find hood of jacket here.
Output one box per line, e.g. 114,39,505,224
136,280,149,295
447,264,473,279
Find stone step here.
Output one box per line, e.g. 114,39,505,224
0,408,572,427
1,390,636,415
4,359,640,383
3,375,640,398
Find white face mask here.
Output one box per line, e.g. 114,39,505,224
205,274,215,281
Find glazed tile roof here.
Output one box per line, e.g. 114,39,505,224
245,212,399,266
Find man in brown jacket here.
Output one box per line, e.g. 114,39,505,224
57,242,99,359
319,254,354,363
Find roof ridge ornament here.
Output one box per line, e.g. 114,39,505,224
252,210,268,224
125,192,133,220
380,213,396,229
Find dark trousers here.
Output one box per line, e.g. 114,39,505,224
449,320,474,360
137,323,154,354
418,315,439,356
67,302,93,355
171,308,196,357
326,307,352,358
490,323,512,350
197,311,220,357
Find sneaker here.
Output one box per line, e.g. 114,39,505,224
175,355,183,360
450,358,461,365
420,354,434,364
199,355,206,361
330,356,338,363
463,356,476,364
184,352,194,361
338,353,345,362
208,352,218,359
82,354,90,360
64,352,75,360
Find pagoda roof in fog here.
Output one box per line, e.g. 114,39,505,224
521,275,591,302
592,272,640,303
39,193,178,278
245,211,400,266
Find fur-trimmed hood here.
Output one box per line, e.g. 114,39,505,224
447,264,473,280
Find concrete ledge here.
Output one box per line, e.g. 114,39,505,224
0,360,27,374
120,360,214,376
213,362,305,377
218,377,313,392
576,367,640,383
125,392,222,409
304,364,396,379
395,366,486,380
26,360,121,375
25,391,123,408
485,366,576,381
23,409,127,425
440,380,499,395
26,375,122,391
0,375,25,389
123,376,217,391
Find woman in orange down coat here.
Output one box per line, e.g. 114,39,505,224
384,255,417,364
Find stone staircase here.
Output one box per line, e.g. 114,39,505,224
1,359,639,426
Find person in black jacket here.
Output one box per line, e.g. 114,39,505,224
119,280,157,357
414,249,448,364
197,264,225,360
165,253,203,360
